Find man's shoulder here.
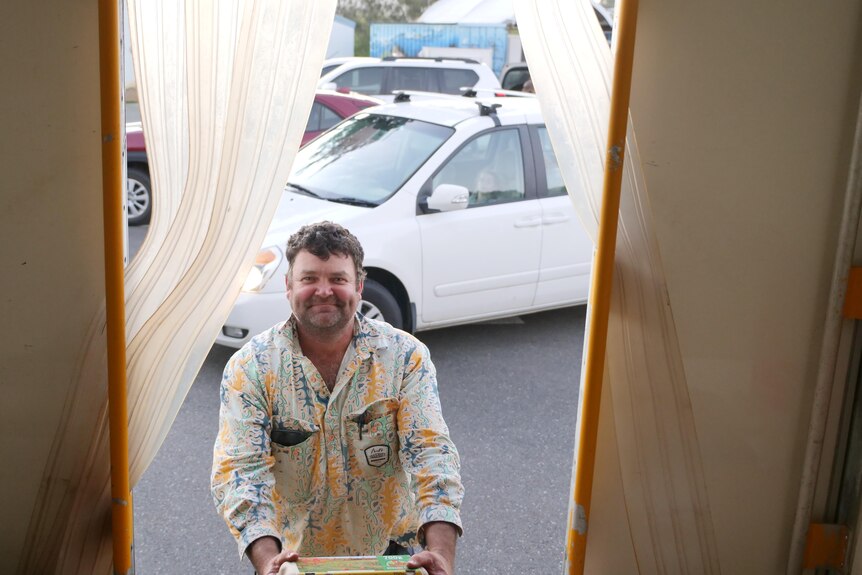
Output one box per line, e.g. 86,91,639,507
360,316,429,357
232,321,292,363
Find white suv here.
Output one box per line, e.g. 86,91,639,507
217,94,593,348
318,57,501,102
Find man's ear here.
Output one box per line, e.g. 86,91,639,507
357,278,364,294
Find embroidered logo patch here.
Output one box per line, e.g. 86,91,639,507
364,444,390,467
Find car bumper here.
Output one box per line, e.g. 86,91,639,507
215,290,292,348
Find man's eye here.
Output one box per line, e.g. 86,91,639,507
333,277,348,283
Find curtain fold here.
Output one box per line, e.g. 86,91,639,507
514,1,721,573
18,2,336,572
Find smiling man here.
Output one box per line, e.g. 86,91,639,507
212,221,463,575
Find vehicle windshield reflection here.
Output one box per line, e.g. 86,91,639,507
289,114,454,206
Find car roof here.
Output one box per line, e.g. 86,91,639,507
321,56,377,67
375,57,485,67
324,56,486,68
363,94,544,127
314,90,383,107
319,57,495,85
314,90,382,119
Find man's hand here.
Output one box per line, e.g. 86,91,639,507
246,536,298,575
407,521,459,575
407,549,451,575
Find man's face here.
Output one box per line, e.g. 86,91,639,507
286,250,363,337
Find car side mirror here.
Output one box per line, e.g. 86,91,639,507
320,82,337,91
427,184,469,212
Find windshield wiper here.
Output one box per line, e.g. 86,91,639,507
286,182,322,199
329,196,378,208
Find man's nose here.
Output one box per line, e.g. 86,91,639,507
314,281,334,296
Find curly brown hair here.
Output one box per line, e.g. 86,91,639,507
286,221,367,282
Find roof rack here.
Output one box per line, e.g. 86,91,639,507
460,87,537,99
389,90,466,102
381,56,481,64
475,102,502,116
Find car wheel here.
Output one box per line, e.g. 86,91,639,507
127,165,152,226
360,279,403,329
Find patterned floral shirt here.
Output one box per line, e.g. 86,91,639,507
211,314,463,559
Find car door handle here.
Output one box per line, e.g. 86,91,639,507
542,213,570,225
514,215,543,228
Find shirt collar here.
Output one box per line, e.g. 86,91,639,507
282,313,390,359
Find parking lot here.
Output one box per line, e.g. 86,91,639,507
128,224,586,573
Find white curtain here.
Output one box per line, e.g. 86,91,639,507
514,1,721,573
18,2,335,572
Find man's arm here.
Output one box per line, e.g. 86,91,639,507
211,351,282,558
408,522,459,575
247,536,298,575
396,341,464,570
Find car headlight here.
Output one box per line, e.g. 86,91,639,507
242,246,283,292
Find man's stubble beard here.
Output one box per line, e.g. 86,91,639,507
296,296,356,339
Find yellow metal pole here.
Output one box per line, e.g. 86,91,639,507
98,0,133,572
565,1,639,573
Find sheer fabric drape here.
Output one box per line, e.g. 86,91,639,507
18,2,335,572
514,1,721,573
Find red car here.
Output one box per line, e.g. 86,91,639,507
125,90,380,226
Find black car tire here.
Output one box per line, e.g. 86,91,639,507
360,279,403,329
127,165,152,226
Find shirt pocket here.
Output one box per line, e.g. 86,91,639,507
347,397,400,475
271,416,319,504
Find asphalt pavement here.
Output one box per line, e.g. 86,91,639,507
128,225,587,573
127,222,147,259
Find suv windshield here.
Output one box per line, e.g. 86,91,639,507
289,113,453,206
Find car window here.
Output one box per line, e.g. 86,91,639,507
305,102,323,131
431,129,525,208
333,67,384,95
537,127,567,197
501,68,531,91
318,104,343,131
439,69,480,94
320,64,341,77
388,67,430,92
290,113,454,206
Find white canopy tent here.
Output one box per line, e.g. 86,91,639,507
418,0,518,25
